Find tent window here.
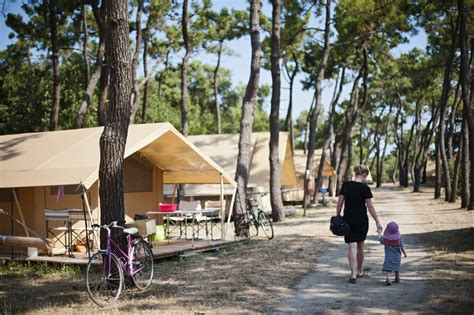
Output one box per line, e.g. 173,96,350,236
124,154,153,192
50,185,81,195
0,189,18,202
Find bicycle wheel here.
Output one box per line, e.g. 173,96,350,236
258,211,274,240
248,216,259,237
86,251,123,307
131,239,154,290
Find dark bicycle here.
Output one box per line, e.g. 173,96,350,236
237,198,274,240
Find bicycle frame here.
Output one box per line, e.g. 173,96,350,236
100,227,143,278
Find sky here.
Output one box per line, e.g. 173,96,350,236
0,0,428,121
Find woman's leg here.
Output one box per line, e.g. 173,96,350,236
357,241,365,275
348,242,358,279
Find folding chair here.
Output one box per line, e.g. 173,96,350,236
178,200,210,239
204,200,226,240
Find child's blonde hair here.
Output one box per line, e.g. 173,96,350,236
353,164,369,176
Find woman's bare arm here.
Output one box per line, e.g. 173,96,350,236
336,195,344,216
366,198,382,232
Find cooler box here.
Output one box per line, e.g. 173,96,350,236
126,219,156,236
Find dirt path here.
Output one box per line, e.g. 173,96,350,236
271,187,437,314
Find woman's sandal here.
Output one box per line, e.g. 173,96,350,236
348,278,357,284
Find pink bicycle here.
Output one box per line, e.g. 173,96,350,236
85,221,154,307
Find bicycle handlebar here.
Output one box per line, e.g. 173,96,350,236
91,221,126,232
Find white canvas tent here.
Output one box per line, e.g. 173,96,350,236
0,123,235,246
283,149,338,202
164,132,298,212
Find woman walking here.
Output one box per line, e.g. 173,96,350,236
336,165,383,283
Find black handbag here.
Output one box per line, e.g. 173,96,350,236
330,215,350,236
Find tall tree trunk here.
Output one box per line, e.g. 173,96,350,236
99,0,132,244
337,50,368,193
316,67,345,191
76,0,106,128
449,141,462,202
213,40,224,134
458,0,474,209
129,0,143,124
413,102,438,192
437,16,459,200
303,0,331,214
435,128,442,199
98,54,109,126
180,0,190,137
284,55,299,152
234,0,261,234
48,0,61,131
461,117,470,207
269,0,285,222
82,4,90,88
142,36,149,123
447,82,461,159
377,133,389,188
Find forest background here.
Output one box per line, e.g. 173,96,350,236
0,0,473,210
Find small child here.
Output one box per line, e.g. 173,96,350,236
378,221,407,285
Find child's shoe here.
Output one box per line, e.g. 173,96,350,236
385,279,392,286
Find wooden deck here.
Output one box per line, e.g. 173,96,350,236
0,237,246,265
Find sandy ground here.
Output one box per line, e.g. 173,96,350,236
271,186,436,314
1,184,473,314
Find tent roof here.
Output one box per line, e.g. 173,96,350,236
293,149,336,178
170,132,298,196
0,123,235,189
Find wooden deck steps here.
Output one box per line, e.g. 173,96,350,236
0,237,246,265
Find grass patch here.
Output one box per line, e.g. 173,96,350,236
0,261,81,278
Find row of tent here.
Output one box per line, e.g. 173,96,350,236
0,123,336,243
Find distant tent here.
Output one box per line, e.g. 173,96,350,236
164,132,299,212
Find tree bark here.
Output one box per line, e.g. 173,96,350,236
413,102,438,192
142,36,149,123
82,4,90,88
458,0,474,209
303,0,331,214
461,116,470,207
447,82,461,160
213,40,224,134
98,54,109,126
47,0,61,131
437,16,459,200
180,0,190,137
76,0,106,129
234,0,261,235
316,67,345,192
129,0,143,123
284,54,299,150
269,0,285,222
99,0,132,245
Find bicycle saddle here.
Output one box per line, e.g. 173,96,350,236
123,227,139,235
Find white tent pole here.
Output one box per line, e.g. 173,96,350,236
226,186,237,239
220,174,224,240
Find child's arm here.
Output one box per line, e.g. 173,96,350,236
378,234,384,244
401,238,407,257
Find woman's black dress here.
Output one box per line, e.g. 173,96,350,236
339,181,373,243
